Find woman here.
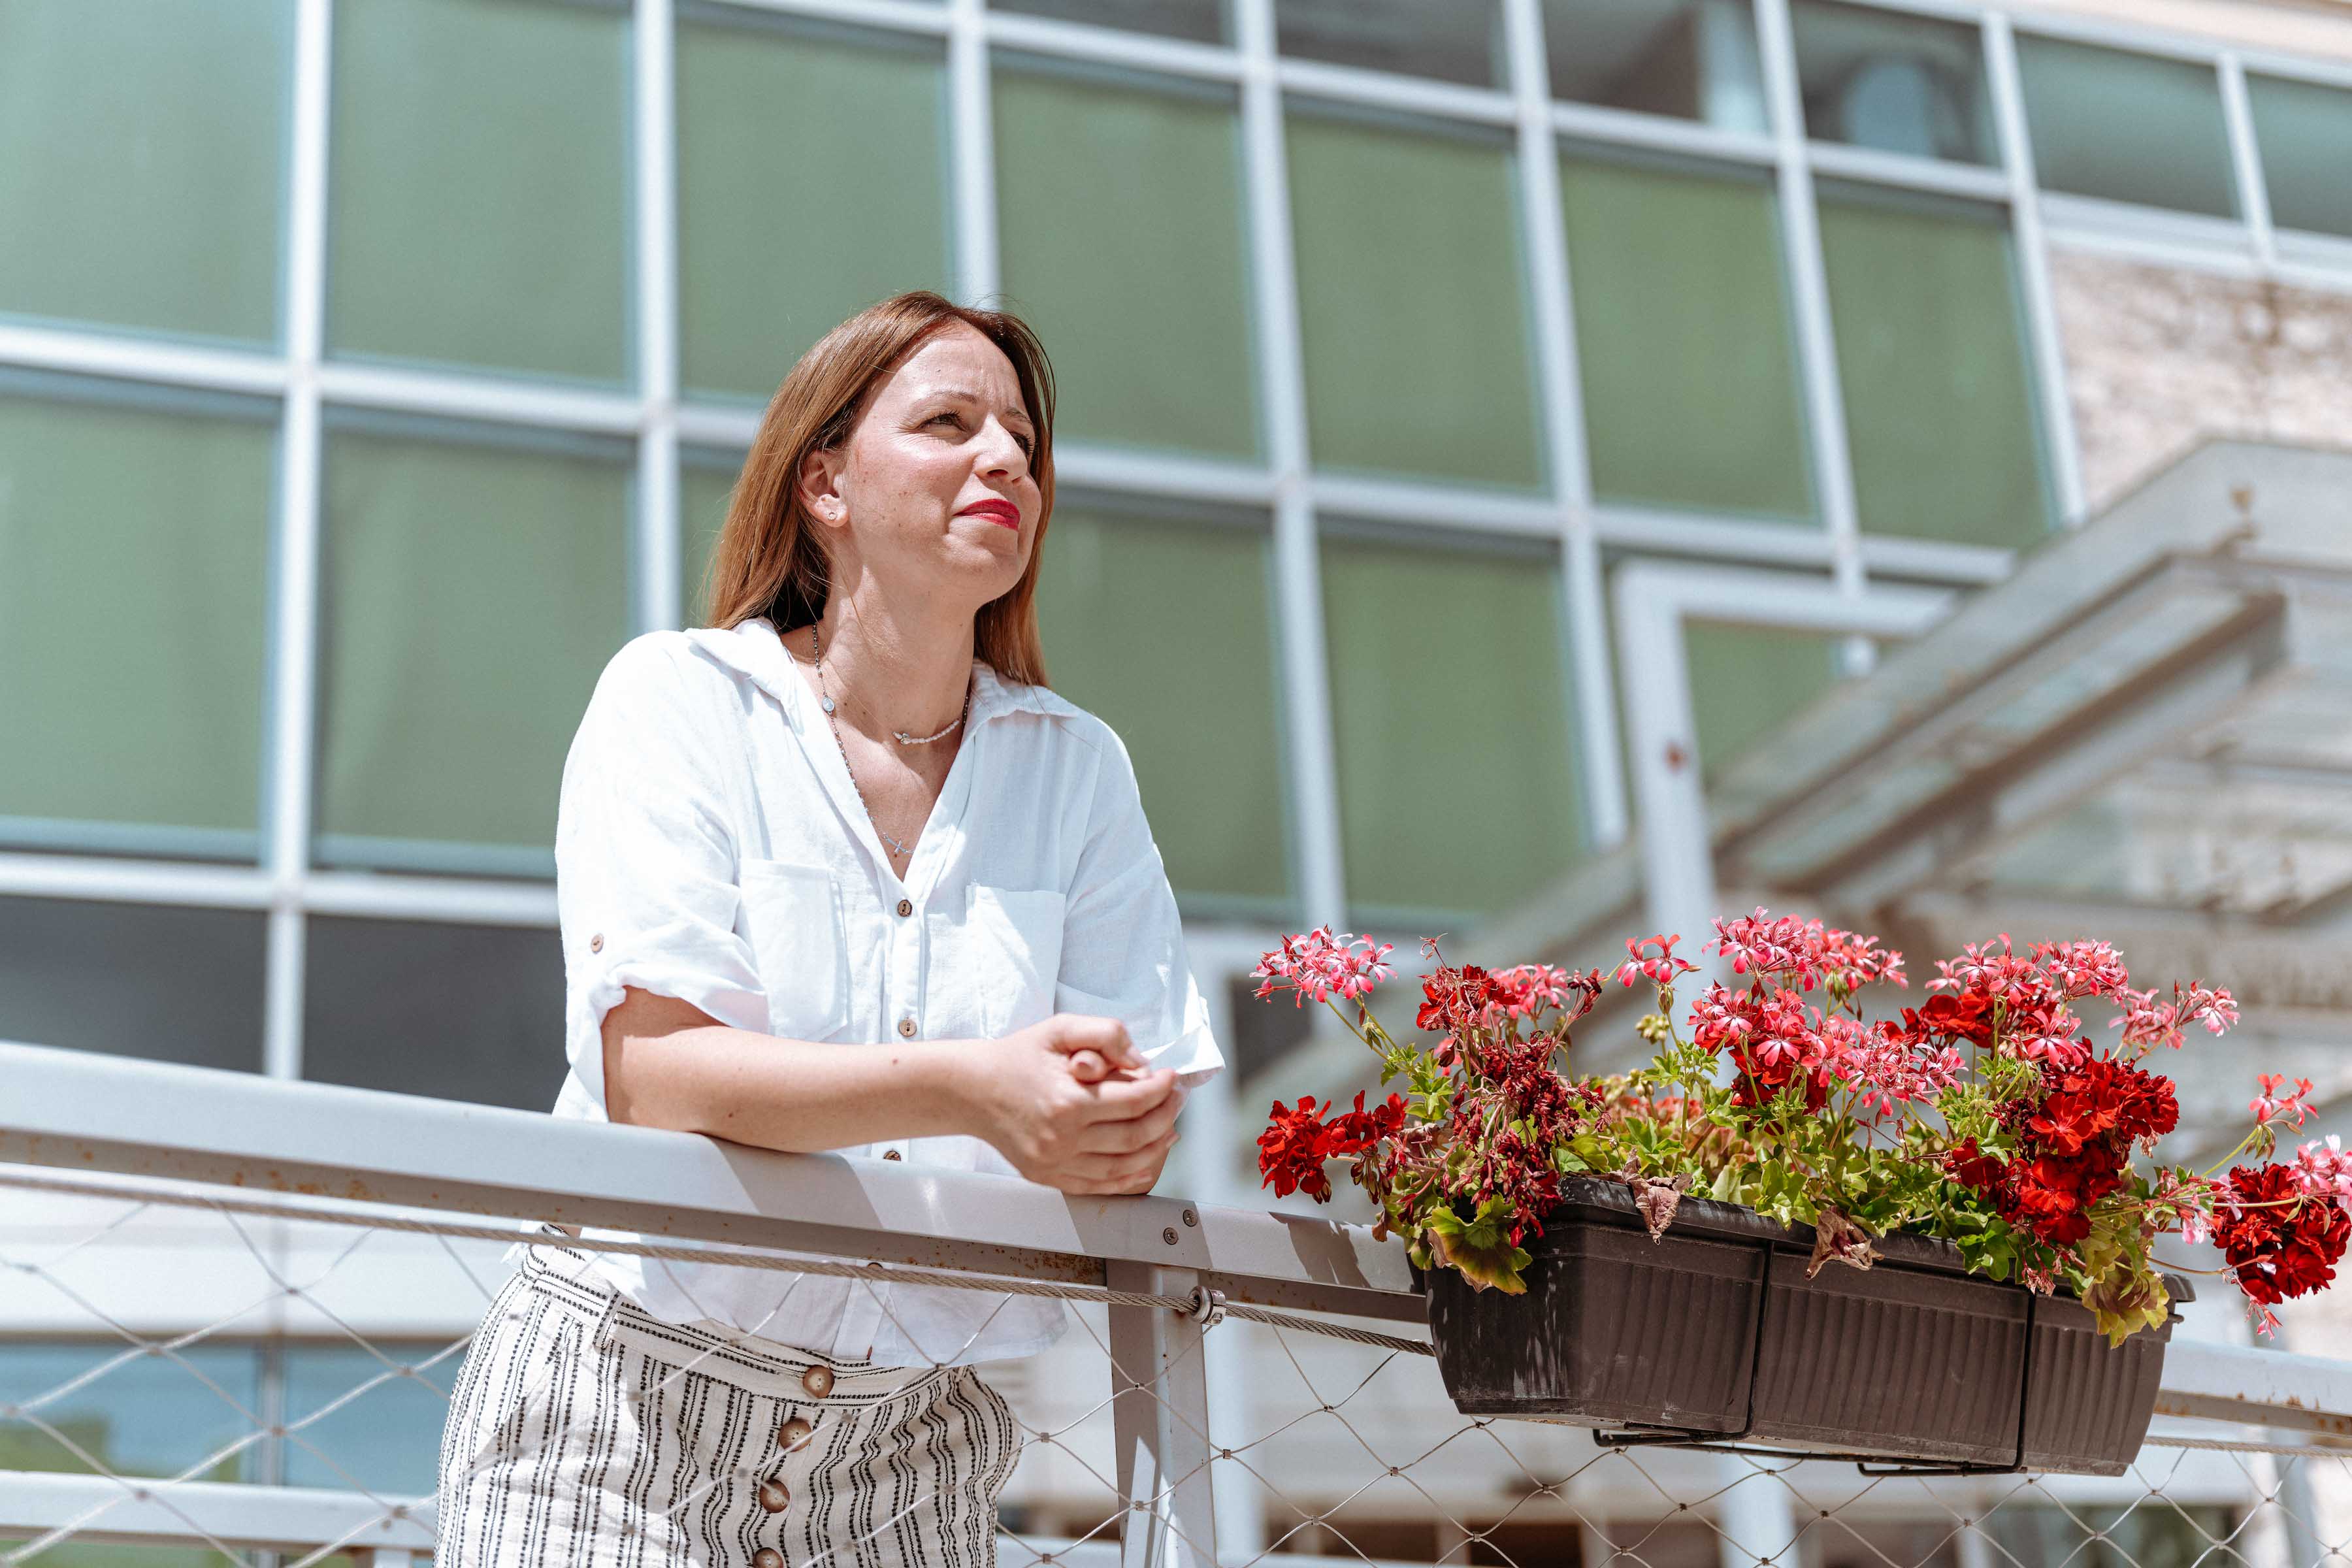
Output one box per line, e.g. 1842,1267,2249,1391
437,292,1224,1566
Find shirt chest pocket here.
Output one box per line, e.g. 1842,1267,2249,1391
737,858,850,1043
937,885,1066,1039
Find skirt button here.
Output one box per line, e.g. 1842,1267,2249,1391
754,1549,784,1568
758,1478,790,1513
777,1415,813,1451
802,1364,836,1397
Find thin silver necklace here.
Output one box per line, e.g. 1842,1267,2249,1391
808,625,972,860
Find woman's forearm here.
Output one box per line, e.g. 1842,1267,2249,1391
606,1022,992,1152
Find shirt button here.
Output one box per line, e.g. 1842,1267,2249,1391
802,1364,835,1397
777,1416,813,1451
588,933,604,953
883,1149,902,1162
897,1017,917,1038
895,898,913,917
755,1549,785,1568
757,1479,790,1514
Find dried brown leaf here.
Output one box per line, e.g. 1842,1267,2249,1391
1620,1162,1693,1242
1807,1207,1878,1277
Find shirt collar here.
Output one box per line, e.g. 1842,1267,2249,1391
683,616,1056,732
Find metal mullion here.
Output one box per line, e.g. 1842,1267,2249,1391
693,0,947,37
1232,0,1344,932
261,0,335,1085
2229,45,2352,93
1803,140,2012,203
1274,57,1518,127
1503,0,1627,849
2217,52,2278,270
676,400,762,449
0,854,278,911
636,0,683,632
1304,474,1559,538
1549,100,1778,167
1752,0,1869,666
0,324,287,399
1985,12,2088,527
947,0,998,304
314,361,642,436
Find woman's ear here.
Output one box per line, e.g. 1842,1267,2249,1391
796,446,847,531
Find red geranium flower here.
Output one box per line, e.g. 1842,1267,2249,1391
2214,1163,2352,1304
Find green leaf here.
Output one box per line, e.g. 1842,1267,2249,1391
1423,1198,1533,1294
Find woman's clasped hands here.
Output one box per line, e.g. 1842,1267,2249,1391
969,1014,1185,1196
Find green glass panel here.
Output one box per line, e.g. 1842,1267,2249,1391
678,11,948,400
1818,191,2049,549
2016,37,2236,218
1321,533,1581,919
0,391,271,835
317,424,631,862
1287,112,1543,489
0,0,289,344
1036,508,1287,907
283,1343,453,1493
0,896,267,1071
1682,621,1842,785
1790,0,1994,164
304,916,567,1110
681,456,740,627
1544,0,1768,135
995,63,1257,458
1560,154,1810,519
0,1343,258,1481
2249,74,2352,239
329,0,629,382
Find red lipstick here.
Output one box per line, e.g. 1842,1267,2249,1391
958,498,1021,531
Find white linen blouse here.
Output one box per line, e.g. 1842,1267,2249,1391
549,615,1224,1367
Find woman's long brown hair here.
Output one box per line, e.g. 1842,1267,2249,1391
700,291,1057,686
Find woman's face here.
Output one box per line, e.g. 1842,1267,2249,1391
802,323,1043,621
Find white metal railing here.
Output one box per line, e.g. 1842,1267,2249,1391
1,1038,2349,1568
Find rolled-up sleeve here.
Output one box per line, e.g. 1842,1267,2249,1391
1056,725,1224,1086
557,635,766,1109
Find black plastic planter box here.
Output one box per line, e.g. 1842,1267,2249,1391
1423,1177,2185,1475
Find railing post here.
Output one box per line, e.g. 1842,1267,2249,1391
1107,1261,1218,1568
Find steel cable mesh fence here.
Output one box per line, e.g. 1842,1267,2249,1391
0,1169,2347,1568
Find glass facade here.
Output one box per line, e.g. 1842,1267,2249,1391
1546,0,1768,133
1321,530,1582,923
2247,73,2352,240
1036,503,1289,911
0,383,275,849
1818,186,2050,549
0,1338,449,1495
1288,106,1543,490
328,0,632,383
0,0,2336,1113
677,8,951,399
0,0,290,346
2014,35,2238,218
1790,0,1993,165
994,57,1258,457
315,420,633,872
1559,151,1810,520
1683,620,1845,785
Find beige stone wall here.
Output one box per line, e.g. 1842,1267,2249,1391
2047,249,2352,512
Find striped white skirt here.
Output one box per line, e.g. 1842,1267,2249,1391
438,1245,1024,1567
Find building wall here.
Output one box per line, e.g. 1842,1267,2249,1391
2051,250,2352,512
